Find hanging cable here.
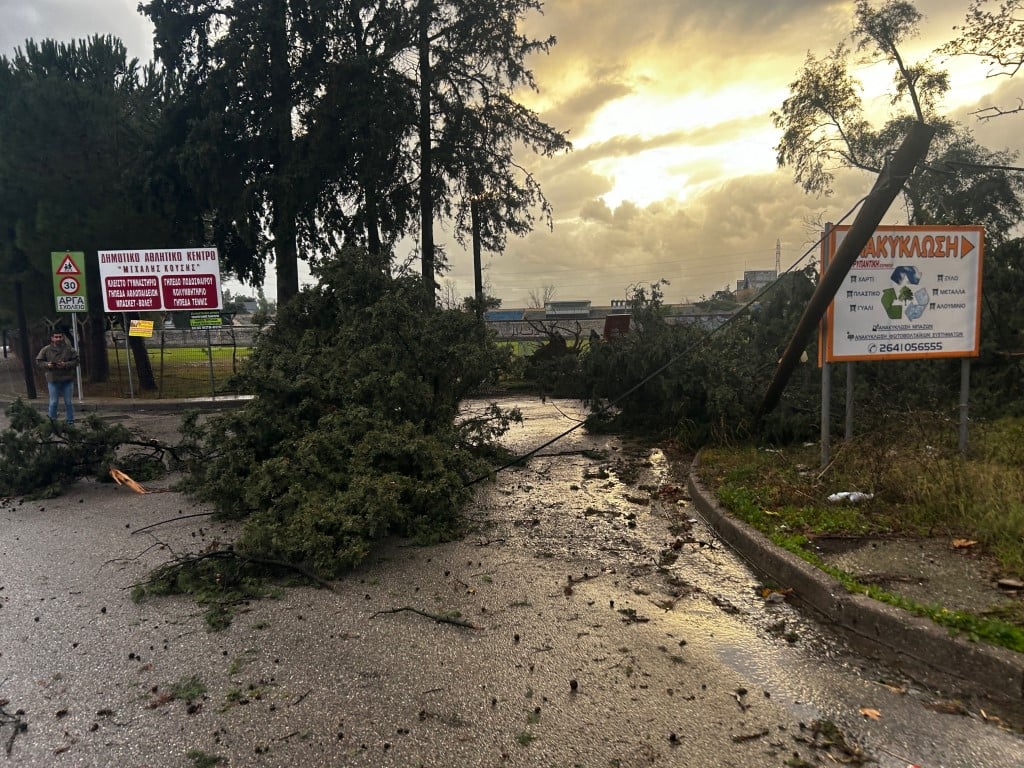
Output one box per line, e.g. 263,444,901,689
464,194,871,486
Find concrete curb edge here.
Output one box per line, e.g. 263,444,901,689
687,456,1024,706
0,395,251,414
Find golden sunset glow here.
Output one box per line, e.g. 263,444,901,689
3,0,1021,304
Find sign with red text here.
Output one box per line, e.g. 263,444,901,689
823,225,983,362
97,248,222,312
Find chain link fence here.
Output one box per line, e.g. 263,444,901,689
1,324,260,401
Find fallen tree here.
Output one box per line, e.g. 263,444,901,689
176,247,519,577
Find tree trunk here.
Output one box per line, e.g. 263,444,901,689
759,122,935,416
127,334,157,391
418,0,436,296
471,197,483,317
85,307,109,383
14,281,37,399
268,0,299,306
365,187,383,257
120,311,157,390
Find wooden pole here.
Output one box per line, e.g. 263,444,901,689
759,121,935,416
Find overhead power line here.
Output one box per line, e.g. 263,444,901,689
466,193,870,486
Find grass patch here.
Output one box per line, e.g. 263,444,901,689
697,414,1024,652
761,527,1024,653
698,417,1024,575
228,648,258,676
97,345,253,399
186,749,225,768
169,675,206,701
515,730,536,746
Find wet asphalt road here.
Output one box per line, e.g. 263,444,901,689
0,397,1021,767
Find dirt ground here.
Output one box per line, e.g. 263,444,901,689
811,533,1022,618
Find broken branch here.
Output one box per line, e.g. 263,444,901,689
370,606,480,630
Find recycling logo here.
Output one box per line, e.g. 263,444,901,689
880,266,929,321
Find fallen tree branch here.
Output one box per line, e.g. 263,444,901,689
110,467,173,494
731,728,769,743
1,701,27,757
474,536,507,547
130,512,215,535
370,606,480,630
130,548,336,593
244,555,336,593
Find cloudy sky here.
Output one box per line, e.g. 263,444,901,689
2,0,1022,306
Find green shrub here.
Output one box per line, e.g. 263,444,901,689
580,271,820,447
180,247,517,576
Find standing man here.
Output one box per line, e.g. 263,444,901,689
35,330,79,424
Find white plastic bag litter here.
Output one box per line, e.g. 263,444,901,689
827,491,874,503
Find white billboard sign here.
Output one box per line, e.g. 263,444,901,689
823,226,983,362
97,248,223,313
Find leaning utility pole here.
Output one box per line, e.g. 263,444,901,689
759,121,935,416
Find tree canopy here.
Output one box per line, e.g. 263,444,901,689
773,0,1024,244
947,0,1024,79
0,35,174,378
141,0,569,304
945,0,1024,118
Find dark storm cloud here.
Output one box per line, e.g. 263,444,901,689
541,78,635,136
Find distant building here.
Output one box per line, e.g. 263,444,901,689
485,267,776,338
667,305,734,330
544,300,591,319
736,269,777,292
484,309,525,322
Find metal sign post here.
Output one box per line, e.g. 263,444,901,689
51,251,88,403
71,312,83,403
122,312,135,400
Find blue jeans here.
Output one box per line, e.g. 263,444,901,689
47,380,75,423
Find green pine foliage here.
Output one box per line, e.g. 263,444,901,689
570,247,1024,449
578,270,821,447
582,281,712,438
0,399,135,498
180,247,518,576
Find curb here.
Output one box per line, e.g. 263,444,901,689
0,395,251,414
687,458,1024,706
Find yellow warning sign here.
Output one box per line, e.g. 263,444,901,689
129,319,154,338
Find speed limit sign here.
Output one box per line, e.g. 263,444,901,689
51,251,88,312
